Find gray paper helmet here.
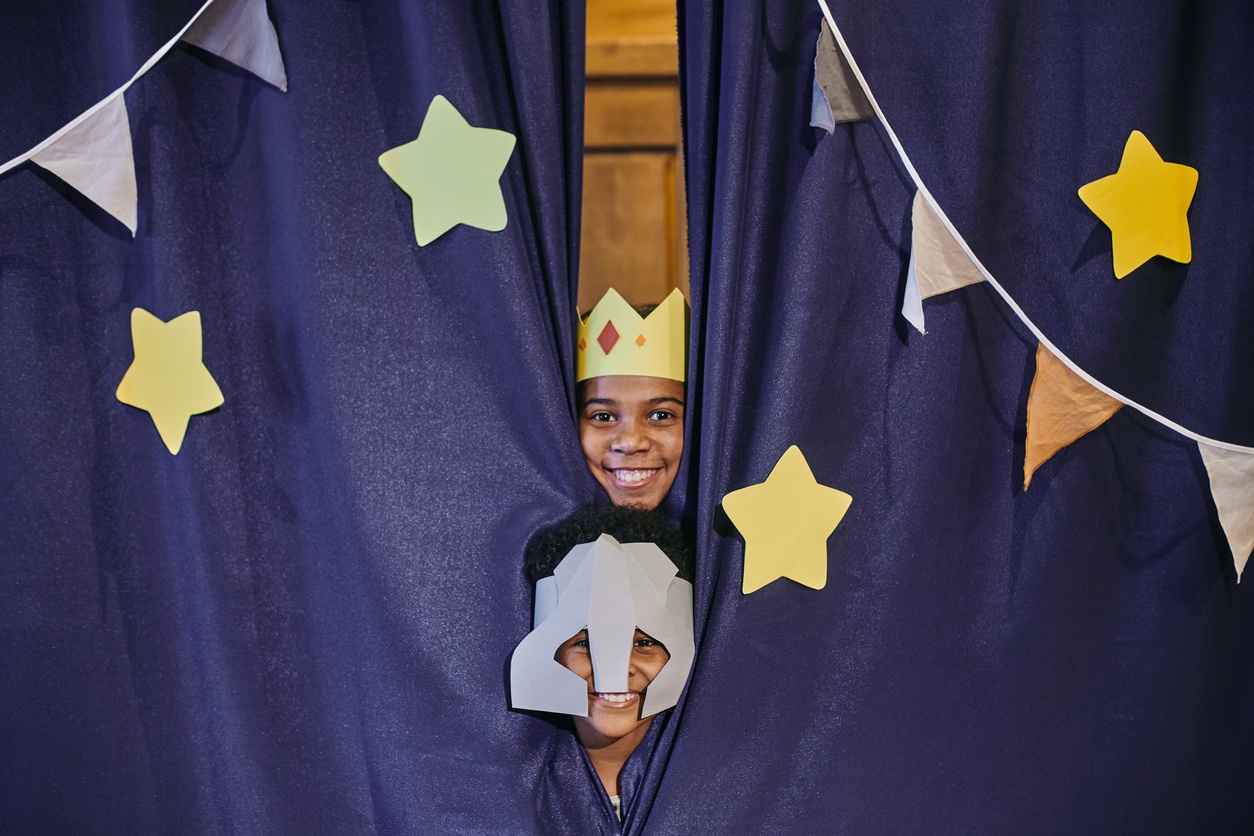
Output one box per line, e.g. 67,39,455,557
509,533,695,718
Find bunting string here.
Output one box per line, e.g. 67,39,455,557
815,0,1253,459
0,0,285,235
0,0,215,180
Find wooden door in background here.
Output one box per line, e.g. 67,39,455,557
579,0,688,312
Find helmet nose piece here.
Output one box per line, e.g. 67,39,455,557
586,537,636,694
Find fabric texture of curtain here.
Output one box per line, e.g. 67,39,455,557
655,0,1254,833
0,1,612,833
2,0,1253,834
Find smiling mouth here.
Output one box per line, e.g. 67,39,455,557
593,691,640,706
608,468,660,486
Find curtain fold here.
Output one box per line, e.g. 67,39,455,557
4,0,1253,833
657,0,1254,832
0,1,594,833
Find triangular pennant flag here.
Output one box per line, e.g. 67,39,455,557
1197,442,1254,581
912,190,985,301
31,93,137,235
902,245,926,333
813,18,873,127
810,77,837,133
1024,343,1123,489
183,0,288,92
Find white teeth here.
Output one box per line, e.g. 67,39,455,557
596,692,636,703
613,469,658,484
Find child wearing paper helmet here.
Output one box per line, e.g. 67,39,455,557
576,288,689,510
509,504,695,822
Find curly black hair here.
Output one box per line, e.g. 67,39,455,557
524,503,694,584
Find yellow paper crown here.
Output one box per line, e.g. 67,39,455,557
576,288,688,382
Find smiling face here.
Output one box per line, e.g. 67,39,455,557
578,375,685,510
556,629,670,749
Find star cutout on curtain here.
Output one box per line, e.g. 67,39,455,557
116,308,224,455
721,445,853,594
379,95,517,246
1078,130,1198,279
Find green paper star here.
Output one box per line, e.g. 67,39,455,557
379,95,517,246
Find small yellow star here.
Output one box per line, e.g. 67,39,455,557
116,308,224,455
379,95,517,246
1078,130,1198,279
721,446,853,594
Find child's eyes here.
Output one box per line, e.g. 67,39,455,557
649,410,677,421
588,411,615,422
633,638,658,648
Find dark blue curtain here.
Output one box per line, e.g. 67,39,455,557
0,1,606,833
655,0,1254,833
5,1,1254,834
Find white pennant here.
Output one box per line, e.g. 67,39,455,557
810,77,836,133
30,93,137,235
912,190,986,299
900,191,986,333
1198,442,1254,581
811,18,873,131
183,0,288,92
902,245,925,333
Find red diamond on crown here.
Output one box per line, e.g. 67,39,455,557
597,321,620,354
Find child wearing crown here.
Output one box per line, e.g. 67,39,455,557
576,288,689,511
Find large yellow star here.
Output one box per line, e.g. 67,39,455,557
379,95,517,246
1078,130,1198,279
721,446,853,594
116,308,224,455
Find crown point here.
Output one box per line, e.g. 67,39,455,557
597,321,620,355
575,287,688,383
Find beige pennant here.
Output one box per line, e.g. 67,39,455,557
1197,442,1254,581
912,191,985,299
31,94,137,235
183,0,288,91
814,19,873,125
1024,343,1123,489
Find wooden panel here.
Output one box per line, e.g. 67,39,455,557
579,0,688,312
584,82,679,148
586,0,678,77
587,0,677,40
579,153,679,311
586,40,678,77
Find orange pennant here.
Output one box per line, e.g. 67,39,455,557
1024,344,1123,489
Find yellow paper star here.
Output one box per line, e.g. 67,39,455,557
379,95,517,246
1078,130,1198,279
116,308,224,455
721,446,853,594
